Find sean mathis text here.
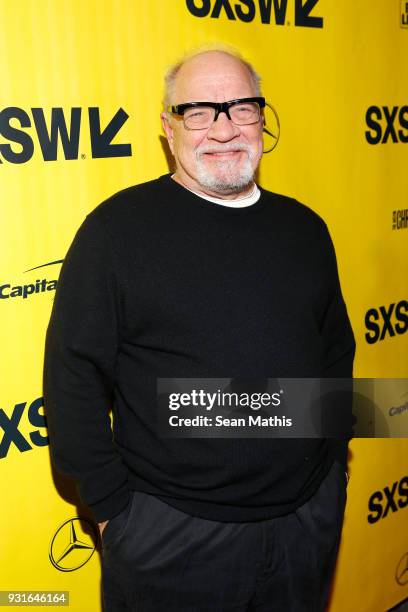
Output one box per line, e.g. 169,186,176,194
168,415,293,427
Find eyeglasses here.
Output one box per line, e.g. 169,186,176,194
168,97,265,130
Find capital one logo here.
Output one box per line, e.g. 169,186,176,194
186,0,323,27
1,260,62,301
0,107,132,163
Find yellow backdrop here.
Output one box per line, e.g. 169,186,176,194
1,1,407,611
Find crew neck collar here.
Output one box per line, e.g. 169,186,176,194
162,173,266,216
170,174,260,208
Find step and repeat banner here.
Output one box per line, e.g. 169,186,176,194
1,1,407,611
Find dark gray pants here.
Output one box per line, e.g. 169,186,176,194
101,460,347,611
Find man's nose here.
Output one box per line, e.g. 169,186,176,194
206,111,240,141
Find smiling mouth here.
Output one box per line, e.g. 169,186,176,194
203,150,244,157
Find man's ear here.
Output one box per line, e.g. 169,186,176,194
161,112,175,155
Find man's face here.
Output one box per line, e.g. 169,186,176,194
161,52,264,198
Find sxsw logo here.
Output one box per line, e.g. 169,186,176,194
186,0,323,27
401,1,408,27
367,475,408,524
0,107,132,164
0,396,48,459
364,300,408,344
365,106,408,144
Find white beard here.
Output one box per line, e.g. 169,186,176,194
194,144,257,193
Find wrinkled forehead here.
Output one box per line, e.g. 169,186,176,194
172,54,257,105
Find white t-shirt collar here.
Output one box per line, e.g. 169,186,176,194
171,175,261,208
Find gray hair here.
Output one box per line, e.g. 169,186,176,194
163,44,262,110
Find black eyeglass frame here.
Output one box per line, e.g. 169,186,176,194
168,97,266,127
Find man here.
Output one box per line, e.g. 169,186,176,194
44,48,355,611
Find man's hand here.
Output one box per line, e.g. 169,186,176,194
98,520,109,536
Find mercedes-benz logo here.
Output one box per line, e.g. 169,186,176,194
263,102,280,154
396,552,408,586
49,517,98,572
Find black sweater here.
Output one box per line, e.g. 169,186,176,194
43,174,355,523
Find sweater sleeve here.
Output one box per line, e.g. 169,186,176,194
43,212,131,522
319,221,356,468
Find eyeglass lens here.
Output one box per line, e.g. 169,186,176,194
184,102,261,129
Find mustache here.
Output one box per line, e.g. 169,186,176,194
196,143,251,157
